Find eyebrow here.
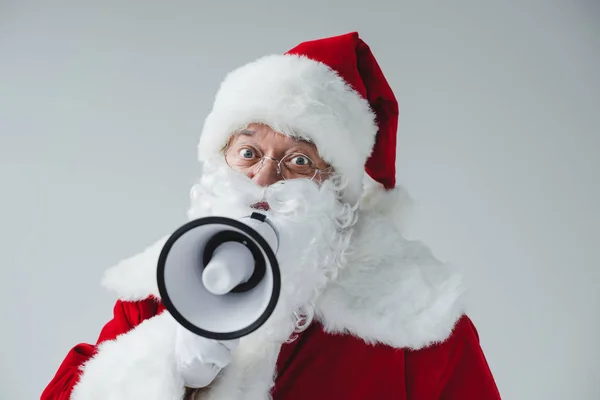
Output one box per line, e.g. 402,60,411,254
235,128,317,153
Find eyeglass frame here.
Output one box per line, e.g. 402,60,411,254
223,143,334,182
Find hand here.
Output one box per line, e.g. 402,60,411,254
174,324,239,388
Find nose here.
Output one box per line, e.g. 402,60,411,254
248,158,282,187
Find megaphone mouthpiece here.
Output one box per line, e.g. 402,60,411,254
202,242,254,295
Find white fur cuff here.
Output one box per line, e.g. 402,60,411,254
71,312,186,400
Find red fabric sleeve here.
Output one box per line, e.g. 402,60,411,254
437,316,502,400
40,298,162,400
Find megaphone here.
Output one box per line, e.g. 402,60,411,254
157,212,281,340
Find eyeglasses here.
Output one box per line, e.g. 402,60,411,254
224,144,332,181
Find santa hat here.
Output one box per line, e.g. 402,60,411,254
198,32,399,204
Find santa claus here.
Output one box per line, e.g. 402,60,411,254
41,32,501,399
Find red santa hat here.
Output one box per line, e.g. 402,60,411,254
198,32,399,204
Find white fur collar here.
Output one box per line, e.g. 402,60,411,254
102,184,466,351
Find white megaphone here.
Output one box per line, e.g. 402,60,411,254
157,212,280,340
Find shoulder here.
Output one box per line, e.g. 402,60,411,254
404,315,502,398
101,236,169,301
116,296,166,320
93,296,166,344
107,296,166,331
316,184,467,350
404,315,483,379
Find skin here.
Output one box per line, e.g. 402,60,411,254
225,123,332,187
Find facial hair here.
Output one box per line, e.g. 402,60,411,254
187,157,357,343
186,157,357,400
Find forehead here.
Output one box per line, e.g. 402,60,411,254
230,124,318,151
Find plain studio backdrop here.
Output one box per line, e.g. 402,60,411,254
1,1,599,399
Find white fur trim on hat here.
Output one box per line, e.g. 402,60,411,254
198,54,378,204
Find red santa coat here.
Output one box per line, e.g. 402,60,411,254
42,298,499,400
41,188,501,399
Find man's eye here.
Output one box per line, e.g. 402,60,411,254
239,148,255,159
291,155,310,166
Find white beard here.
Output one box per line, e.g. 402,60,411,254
187,158,357,399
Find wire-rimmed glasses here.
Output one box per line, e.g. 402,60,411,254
224,143,332,182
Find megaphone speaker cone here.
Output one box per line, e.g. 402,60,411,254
157,215,280,340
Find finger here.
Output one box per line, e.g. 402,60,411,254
219,339,240,351
201,342,234,369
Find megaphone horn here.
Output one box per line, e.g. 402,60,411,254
157,212,281,340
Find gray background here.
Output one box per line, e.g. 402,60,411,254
1,1,599,399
